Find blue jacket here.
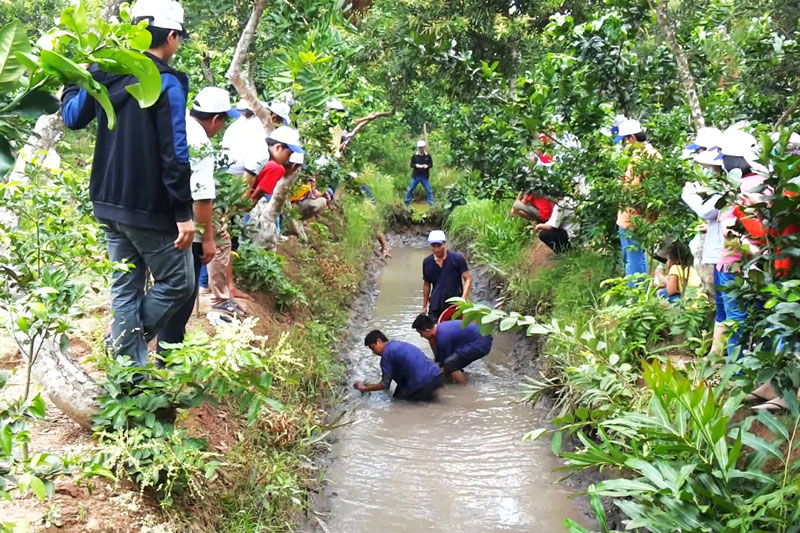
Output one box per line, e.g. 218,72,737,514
61,53,192,232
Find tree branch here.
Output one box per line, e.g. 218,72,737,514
341,108,396,153
226,0,274,132
775,96,800,130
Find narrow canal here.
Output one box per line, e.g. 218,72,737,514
319,245,588,532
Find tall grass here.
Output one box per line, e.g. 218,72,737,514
342,193,382,263
446,198,534,276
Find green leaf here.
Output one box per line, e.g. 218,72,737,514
29,475,47,500
12,90,60,119
499,316,517,331
741,431,784,461
0,136,13,178
93,49,161,108
0,22,32,91
0,425,12,456
755,411,790,442
523,428,548,442
28,394,46,419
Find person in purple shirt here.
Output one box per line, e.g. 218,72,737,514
354,330,444,401
422,230,472,320
412,314,493,384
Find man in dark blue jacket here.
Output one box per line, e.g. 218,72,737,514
412,314,493,384
61,0,195,367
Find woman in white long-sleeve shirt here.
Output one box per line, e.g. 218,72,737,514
681,149,727,353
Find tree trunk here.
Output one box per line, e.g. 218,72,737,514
100,0,125,20
200,55,215,85
227,0,274,132
649,0,705,129
14,334,102,430
247,167,302,249
340,109,396,154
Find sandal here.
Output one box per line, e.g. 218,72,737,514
751,398,789,412
212,300,249,317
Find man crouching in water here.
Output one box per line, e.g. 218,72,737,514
412,314,493,384
354,330,444,401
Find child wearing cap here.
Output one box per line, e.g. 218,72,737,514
61,0,195,367
614,119,662,282
404,141,435,207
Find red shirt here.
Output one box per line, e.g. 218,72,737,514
523,193,554,223
255,161,286,196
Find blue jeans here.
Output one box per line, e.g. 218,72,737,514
657,288,681,303
198,264,208,288
404,175,434,206
100,219,195,367
716,270,747,361
618,227,647,284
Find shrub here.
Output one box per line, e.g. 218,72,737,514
233,241,308,310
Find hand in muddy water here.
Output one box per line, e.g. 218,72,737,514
353,381,366,392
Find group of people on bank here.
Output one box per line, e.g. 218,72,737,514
60,0,334,368
354,231,493,401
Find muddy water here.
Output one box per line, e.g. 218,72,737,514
322,247,588,532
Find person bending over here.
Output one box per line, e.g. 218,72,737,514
354,330,444,401
412,314,493,384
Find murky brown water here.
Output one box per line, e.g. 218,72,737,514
322,247,588,532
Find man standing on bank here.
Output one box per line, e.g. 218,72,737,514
422,230,472,321
404,140,434,207
354,330,444,401
412,314,493,384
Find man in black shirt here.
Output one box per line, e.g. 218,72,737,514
404,140,434,206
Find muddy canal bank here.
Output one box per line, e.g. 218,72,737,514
310,235,593,532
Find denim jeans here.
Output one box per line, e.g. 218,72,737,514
716,269,747,361
156,242,203,357
404,175,434,206
100,219,195,367
618,226,647,284
198,264,208,288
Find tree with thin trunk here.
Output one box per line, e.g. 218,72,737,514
648,0,705,129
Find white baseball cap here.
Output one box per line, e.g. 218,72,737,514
326,98,345,111
687,127,724,151
131,0,186,33
602,114,629,136
769,131,800,147
192,87,240,118
417,140,427,148
716,128,759,159
267,101,291,125
428,230,446,244
693,149,723,167
269,126,304,154
613,119,643,143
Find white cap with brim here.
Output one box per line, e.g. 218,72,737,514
769,131,800,147
694,149,723,167
687,127,724,151
268,101,291,125
417,140,427,148
192,87,240,119
269,126,305,154
132,0,186,33
428,230,446,244
613,119,643,143
326,98,345,111
715,129,759,159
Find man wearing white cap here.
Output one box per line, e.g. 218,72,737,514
404,140,435,206
422,230,471,320
159,88,242,342
221,99,269,181
614,119,662,281
61,0,195,367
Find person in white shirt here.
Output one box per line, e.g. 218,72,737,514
535,197,578,253
157,87,239,352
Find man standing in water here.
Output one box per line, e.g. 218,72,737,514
422,230,472,320
412,314,493,384
404,140,434,207
354,330,444,401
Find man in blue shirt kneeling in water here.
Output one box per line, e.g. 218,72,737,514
412,314,493,384
354,330,444,401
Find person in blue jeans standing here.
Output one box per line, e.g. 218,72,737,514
404,140,434,206
61,0,195,368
